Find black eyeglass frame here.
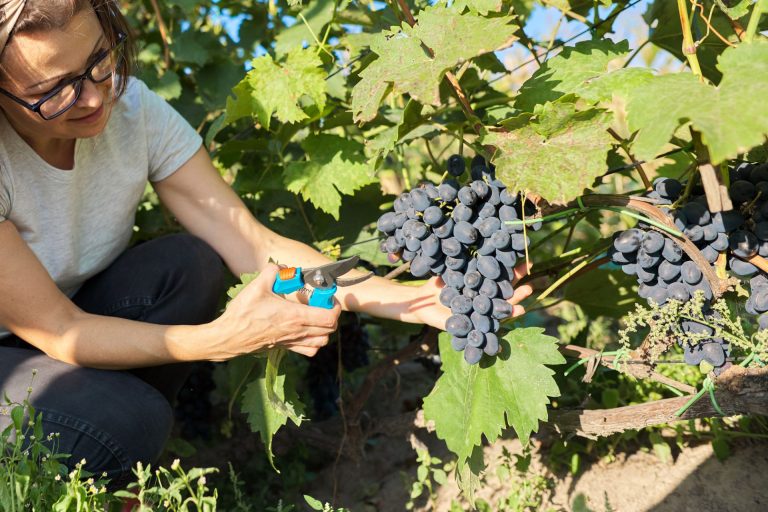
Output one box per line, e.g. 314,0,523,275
0,32,127,121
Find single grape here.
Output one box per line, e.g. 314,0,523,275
497,280,514,300
458,186,478,206
463,287,479,299
647,285,668,306
684,225,704,243
700,342,726,367
450,295,473,315
409,255,432,277
476,255,501,280
500,189,517,206
729,180,756,204
445,253,468,271
423,206,445,226
451,336,468,351
439,286,459,307
432,219,454,238
700,245,720,264
495,249,517,269
464,271,483,290
754,288,768,313
755,222,768,241
731,258,759,277
641,231,665,254
476,238,497,256
467,330,485,348
470,311,492,333
491,298,513,320
703,224,718,242
441,238,463,257
477,202,497,219
680,320,714,336
483,332,500,356
447,155,466,177
446,314,472,337
376,212,397,234
454,221,479,245
658,260,681,282
472,295,492,315
498,205,517,222
470,180,490,200
729,230,758,258
410,189,431,212
759,312,768,330
711,232,729,251
411,221,428,240
683,344,706,365
452,203,474,223
405,235,421,252
682,202,711,226
442,268,465,289
621,263,638,275
479,279,499,298
421,234,441,257
402,249,416,262
637,251,661,270
477,217,501,238
681,261,703,284
490,230,511,250
510,233,529,252
464,345,483,364
614,229,641,253
667,282,690,302
654,177,683,200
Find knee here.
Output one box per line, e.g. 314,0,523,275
167,234,227,295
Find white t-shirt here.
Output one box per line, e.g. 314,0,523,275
0,77,203,338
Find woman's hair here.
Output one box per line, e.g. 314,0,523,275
2,0,136,98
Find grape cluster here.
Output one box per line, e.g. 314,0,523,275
611,162,768,373
174,362,216,440
609,177,734,372
305,313,370,420
377,155,540,364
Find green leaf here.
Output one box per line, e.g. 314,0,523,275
626,42,768,164
422,328,564,466
284,134,378,219
304,495,325,511
275,0,336,57
453,0,504,14
514,40,630,112
225,48,327,130
240,349,304,471
351,6,517,122
714,0,752,20
484,99,615,204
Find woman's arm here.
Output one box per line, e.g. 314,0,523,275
0,221,339,368
153,147,533,330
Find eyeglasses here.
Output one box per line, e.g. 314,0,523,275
0,32,126,121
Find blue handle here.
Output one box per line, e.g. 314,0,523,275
272,267,304,294
308,285,337,309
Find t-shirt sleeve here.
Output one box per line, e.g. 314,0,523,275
0,165,12,223
138,79,203,182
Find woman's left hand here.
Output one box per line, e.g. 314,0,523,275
407,263,534,331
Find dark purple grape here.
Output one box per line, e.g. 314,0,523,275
441,238,462,257
434,217,455,238
471,311,492,333
409,255,432,277
703,224,718,242
478,217,501,238
477,255,501,280
446,314,472,337
500,189,517,206
711,232,729,251
684,225,704,243
439,286,459,307
410,189,431,211
701,342,726,367
658,260,681,282
755,222,768,241
614,229,641,253
464,345,483,364
759,313,768,330
480,279,499,298
452,203,474,223
681,320,714,335
411,221,428,240
495,249,517,268
445,253,468,271
423,206,445,226
405,236,421,252
729,180,756,204
476,237,497,256
683,344,706,365
510,233,528,252
642,231,665,254
402,249,416,262
478,202,498,219
497,280,514,299
483,332,500,356
472,295,492,315
458,186,477,206
450,295,473,315
467,330,485,348
712,211,745,232
454,221,479,245
491,230,511,250
442,269,465,289
681,261,703,284
682,202,711,226
754,289,768,312
470,180,490,200
667,282,690,301
463,287,479,299
647,285,668,306
464,271,483,290
700,245,720,263
729,230,758,258
491,298,513,320
654,177,682,200
451,336,468,351
447,155,466,177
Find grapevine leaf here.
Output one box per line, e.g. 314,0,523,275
284,134,377,219
713,0,751,20
484,99,615,204
515,40,630,112
453,0,504,14
225,48,326,130
422,328,564,466
626,42,768,163
240,349,304,471
275,0,336,57
351,6,517,122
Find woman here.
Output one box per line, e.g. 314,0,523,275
0,0,531,486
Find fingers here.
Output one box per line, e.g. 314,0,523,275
512,304,525,317
288,345,320,357
295,299,342,329
511,261,533,283
509,283,533,304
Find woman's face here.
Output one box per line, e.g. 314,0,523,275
0,8,114,141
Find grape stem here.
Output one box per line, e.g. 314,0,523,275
608,128,652,190
676,0,704,79
744,0,767,44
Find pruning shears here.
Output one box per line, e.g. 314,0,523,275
271,256,373,309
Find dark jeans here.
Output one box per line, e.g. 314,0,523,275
0,234,226,488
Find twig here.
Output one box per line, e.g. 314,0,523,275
149,0,171,68
690,129,733,212
677,0,703,78
608,128,652,190
744,0,767,44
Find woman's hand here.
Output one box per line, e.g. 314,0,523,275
407,263,533,332
209,264,341,359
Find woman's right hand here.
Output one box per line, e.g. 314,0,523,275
209,264,342,360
